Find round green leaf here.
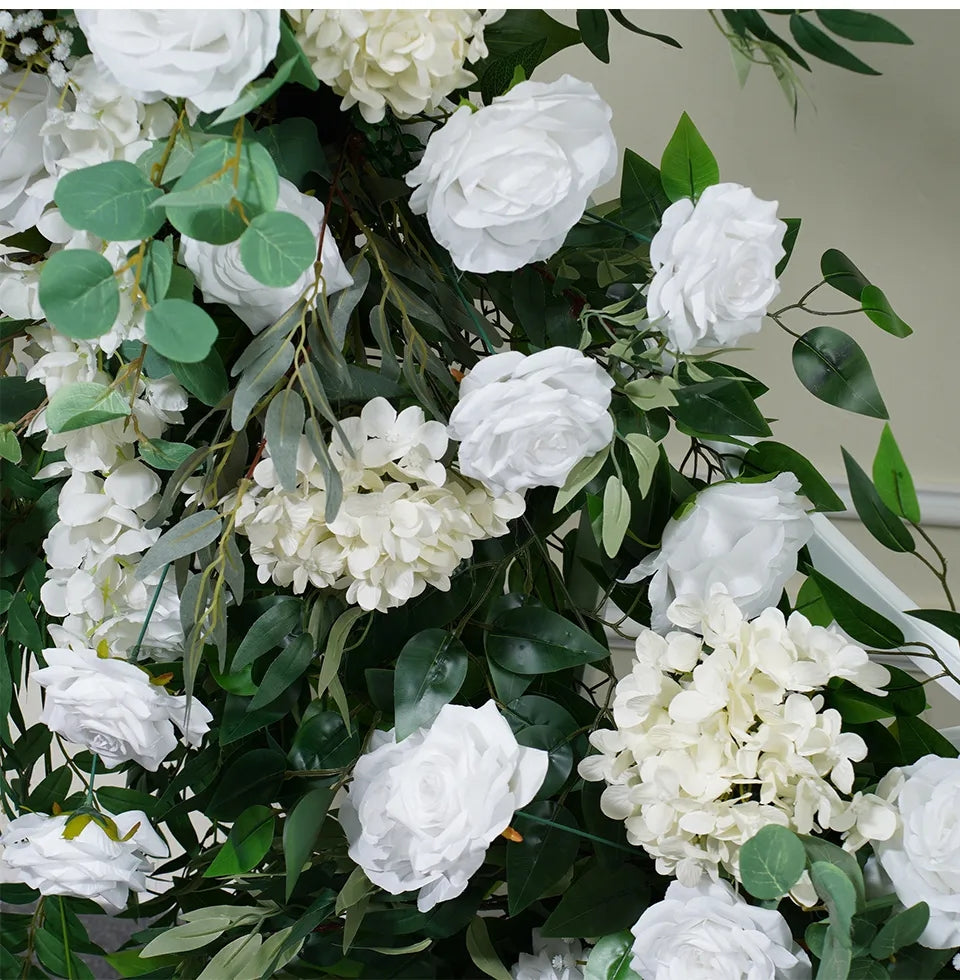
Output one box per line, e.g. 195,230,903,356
145,298,218,363
584,931,641,980
792,326,888,419
394,629,468,741
38,249,120,339
739,824,806,899
55,160,165,241
240,211,317,287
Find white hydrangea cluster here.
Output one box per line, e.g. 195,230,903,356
8,326,187,657
579,591,898,889
286,9,501,123
234,397,526,612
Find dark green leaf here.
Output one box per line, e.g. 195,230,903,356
860,284,911,339
38,249,120,339
805,567,905,649
0,376,44,423
168,348,229,407
204,805,275,876
872,425,920,523
892,715,959,763
577,9,610,63
240,210,316,287
254,117,328,184
507,803,579,915
659,111,719,202
584,930,641,980
28,766,72,813
465,917,513,980
208,749,285,820
394,629,468,741
145,298,218,363
792,326,888,419
906,607,960,640
870,902,929,959
284,787,334,900
672,378,772,437
775,217,801,277
609,10,681,47
212,55,298,125
817,10,912,45
55,160,164,240
739,824,806,899
790,14,880,74
743,441,845,512
487,606,608,674
820,248,870,301
541,864,650,938
843,448,914,552
288,710,360,771
249,632,315,710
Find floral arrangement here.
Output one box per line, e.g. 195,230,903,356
0,8,957,980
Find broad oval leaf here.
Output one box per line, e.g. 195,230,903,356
394,629,468,741
672,378,772,437
55,160,164,240
584,931,641,980
145,298,218,363
869,902,929,960
820,248,870,301
487,606,608,674
38,249,120,339
240,210,317,287
46,382,131,434
577,9,610,63
507,802,579,915
739,824,806,899
860,284,911,338
139,439,196,471
792,326,887,419
288,709,360,771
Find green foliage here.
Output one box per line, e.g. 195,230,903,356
577,10,610,63
394,629,469,740
204,805,276,877
843,448,914,552
240,211,317,287
872,425,921,523
45,382,130,434
144,298,218,363
55,161,165,241
740,825,806,899
38,249,120,339
584,931,641,980
487,605,608,674
659,112,719,202
541,864,651,938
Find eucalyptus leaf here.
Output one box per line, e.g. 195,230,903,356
55,160,165,240
145,298,218,363
46,382,130,434
240,210,317,287
265,389,306,493
38,249,120,339
136,511,223,580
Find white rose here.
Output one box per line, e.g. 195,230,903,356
180,177,353,332
448,347,614,495
624,474,813,632
75,10,281,114
512,931,584,980
339,700,547,912
32,647,212,771
647,183,787,353
867,755,960,948
630,878,811,980
0,809,167,912
0,68,56,234
288,9,501,124
406,75,617,273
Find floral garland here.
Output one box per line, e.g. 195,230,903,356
0,9,957,980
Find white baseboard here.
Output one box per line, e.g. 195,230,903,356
828,481,960,528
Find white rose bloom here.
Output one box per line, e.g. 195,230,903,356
0,809,167,912
339,701,548,912
448,347,614,495
0,68,57,234
624,474,813,633
180,177,353,332
75,10,281,114
866,755,960,948
647,183,787,353
288,9,501,124
512,931,584,980
32,647,212,771
630,878,811,980
406,75,617,272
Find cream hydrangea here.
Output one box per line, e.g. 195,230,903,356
287,9,501,123
579,591,896,889
233,396,525,612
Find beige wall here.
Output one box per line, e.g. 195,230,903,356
548,9,960,611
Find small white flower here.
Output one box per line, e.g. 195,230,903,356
288,9,500,124
0,809,167,912
407,75,617,273
448,347,615,495
17,37,37,57
866,755,960,949
33,647,212,770
180,177,353,333
75,10,280,113
339,701,548,912
512,931,584,980
625,474,813,632
42,24,57,42
647,183,787,353
630,878,811,979
0,12,13,33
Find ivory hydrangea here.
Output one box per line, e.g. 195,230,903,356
579,591,896,888
287,9,501,123
233,397,525,612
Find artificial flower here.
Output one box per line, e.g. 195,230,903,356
339,700,548,912
447,347,615,495
512,931,584,980
407,75,617,272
